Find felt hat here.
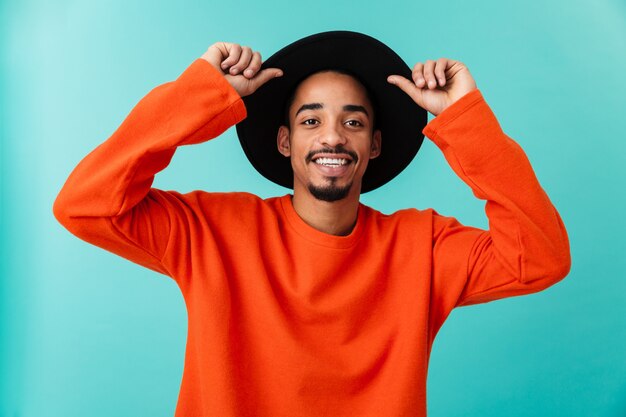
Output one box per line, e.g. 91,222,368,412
236,30,427,193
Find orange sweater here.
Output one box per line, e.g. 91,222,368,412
53,59,571,416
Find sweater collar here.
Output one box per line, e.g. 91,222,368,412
279,195,366,249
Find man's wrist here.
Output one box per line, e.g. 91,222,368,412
423,89,484,137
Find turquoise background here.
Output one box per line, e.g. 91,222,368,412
2,0,625,415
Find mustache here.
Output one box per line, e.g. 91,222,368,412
305,146,359,164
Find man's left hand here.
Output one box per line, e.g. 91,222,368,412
387,58,477,116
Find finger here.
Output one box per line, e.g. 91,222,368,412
249,68,283,92
412,63,425,88
212,42,230,60
221,44,242,71
435,58,448,87
423,60,438,89
244,51,262,79
387,75,424,107
231,46,253,75
201,43,229,70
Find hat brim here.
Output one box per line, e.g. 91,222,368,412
236,31,427,193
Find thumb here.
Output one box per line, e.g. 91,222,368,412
387,75,424,108
249,68,283,92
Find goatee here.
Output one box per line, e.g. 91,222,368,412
308,178,352,202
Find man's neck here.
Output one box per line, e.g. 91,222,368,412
291,186,361,236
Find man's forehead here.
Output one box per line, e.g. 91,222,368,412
296,70,367,93
291,71,372,108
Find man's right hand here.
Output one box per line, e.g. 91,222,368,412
201,42,283,97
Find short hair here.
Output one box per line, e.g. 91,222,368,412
282,69,379,131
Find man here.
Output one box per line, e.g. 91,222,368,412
54,31,571,416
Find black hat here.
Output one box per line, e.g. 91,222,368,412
236,30,427,193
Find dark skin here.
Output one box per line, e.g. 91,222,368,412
276,71,381,235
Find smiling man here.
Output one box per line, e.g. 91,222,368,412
54,31,571,417
280,71,380,201
277,70,381,234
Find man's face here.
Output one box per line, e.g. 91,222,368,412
277,71,381,202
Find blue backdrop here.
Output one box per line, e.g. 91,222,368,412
1,0,625,415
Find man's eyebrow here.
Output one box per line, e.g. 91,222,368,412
295,103,370,117
343,104,369,117
295,103,323,116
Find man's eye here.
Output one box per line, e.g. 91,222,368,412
303,119,319,125
345,120,363,127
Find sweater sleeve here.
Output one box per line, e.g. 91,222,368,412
53,59,247,277
423,89,571,314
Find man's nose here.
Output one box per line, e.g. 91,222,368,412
319,124,347,147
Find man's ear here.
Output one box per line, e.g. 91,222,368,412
370,129,382,159
277,126,291,157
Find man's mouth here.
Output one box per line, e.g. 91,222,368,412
306,147,358,166
313,157,350,167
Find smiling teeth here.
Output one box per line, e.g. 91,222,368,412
314,158,348,166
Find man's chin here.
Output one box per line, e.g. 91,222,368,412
307,181,353,202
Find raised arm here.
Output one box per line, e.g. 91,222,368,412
53,43,281,276
388,59,571,334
